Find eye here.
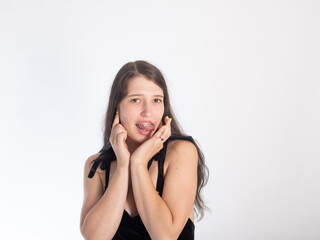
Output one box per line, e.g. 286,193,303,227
130,98,140,103
154,98,163,103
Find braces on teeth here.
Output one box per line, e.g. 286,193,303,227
137,123,152,127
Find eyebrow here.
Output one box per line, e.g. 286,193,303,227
127,94,164,98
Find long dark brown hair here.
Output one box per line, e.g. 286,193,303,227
100,60,209,220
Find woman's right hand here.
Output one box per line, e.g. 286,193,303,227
109,111,130,168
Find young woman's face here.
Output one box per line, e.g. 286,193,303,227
118,76,165,145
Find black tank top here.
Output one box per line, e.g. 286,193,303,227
88,135,195,240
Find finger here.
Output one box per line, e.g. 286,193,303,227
112,124,127,139
112,110,120,128
116,131,127,143
154,124,166,138
153,116,171,142
161,116,172,140
110,127,127,148
154,126,169,144
164,116,172,126
110,112,122,143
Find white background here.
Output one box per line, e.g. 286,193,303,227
1,0,319,239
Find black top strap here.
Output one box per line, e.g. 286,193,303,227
156,158,164,196
87,147,116,179
104,159,112,190
88,160,101,178
156,135,194,196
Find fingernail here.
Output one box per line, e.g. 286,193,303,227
165,116,169,120
164,126,167,129
116,110,118,114
169,118,172,123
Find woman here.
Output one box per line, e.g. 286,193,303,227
80,60,208,240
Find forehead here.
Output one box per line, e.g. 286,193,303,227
126,76,163,95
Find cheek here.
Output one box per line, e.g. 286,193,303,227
119,113,130,127
119,108,135,128
156,107,165,126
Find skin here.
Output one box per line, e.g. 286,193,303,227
80,76,198,240
116,76,167,160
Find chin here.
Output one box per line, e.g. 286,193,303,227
128,131,154,144
135,135,152,143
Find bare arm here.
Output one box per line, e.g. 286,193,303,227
130,140,198,240
80,155,129,240
80,112,131,240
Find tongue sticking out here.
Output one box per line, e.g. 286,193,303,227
142,126,154,131
136,123,154,131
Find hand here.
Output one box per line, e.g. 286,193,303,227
109,111,130,168
130,116,172,167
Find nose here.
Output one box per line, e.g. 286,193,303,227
140,101,152,118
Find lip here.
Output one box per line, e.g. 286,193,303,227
136,120,154,125
135,120,155,135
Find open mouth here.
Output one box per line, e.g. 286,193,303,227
136,122,155,133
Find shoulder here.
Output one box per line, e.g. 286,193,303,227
167,139,198,157
84,152,104,175
166,139,198,166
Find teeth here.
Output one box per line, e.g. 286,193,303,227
137,123,152,127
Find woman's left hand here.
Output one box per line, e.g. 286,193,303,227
130,116,172,166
